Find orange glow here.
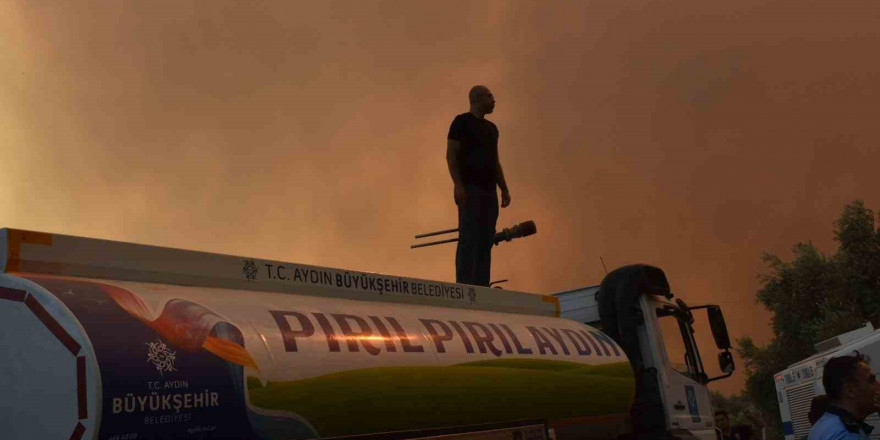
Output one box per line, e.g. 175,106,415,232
5,0,880,398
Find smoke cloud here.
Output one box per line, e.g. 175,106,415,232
3,0,879,394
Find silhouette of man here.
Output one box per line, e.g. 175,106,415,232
447,85,510,286
809,353,880,440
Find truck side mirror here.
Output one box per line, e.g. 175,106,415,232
719,351,735,374
707,350,736,383
708,305,731,350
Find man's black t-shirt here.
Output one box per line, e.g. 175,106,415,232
448,112,499,191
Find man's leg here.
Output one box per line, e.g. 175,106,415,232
456,191,479,285
472,187,499,287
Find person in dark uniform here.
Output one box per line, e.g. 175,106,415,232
714,410,753,440
446,85,511,286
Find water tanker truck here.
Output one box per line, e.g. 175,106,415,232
0,228,735,440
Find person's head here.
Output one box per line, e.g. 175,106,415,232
714,409,730,432
469,85,495,116
808,394,829,425
823,352,879,419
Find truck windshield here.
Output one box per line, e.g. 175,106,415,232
656,308,704,380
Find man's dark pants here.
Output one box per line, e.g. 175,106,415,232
456,186,498,286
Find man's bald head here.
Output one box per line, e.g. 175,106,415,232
468,85,495,116
469,85,490,104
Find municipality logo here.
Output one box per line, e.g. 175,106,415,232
146,339,177,376
242,259,259,281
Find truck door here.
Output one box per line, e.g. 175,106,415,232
651,300,715,438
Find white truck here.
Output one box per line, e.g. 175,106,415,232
0,228,734,440
775,323,880,440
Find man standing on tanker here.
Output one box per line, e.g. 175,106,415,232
446,85,511,286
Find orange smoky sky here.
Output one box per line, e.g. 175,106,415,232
2,1,879,395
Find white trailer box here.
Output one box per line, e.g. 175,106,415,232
775,323,880,440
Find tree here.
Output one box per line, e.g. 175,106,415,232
737,200,880,438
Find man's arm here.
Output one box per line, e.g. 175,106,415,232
496,159,511,208
447,139,466,206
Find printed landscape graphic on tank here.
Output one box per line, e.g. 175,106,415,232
21,274,635,439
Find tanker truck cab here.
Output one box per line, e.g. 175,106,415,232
554,265,735,440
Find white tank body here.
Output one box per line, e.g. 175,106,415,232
0,229,635,440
